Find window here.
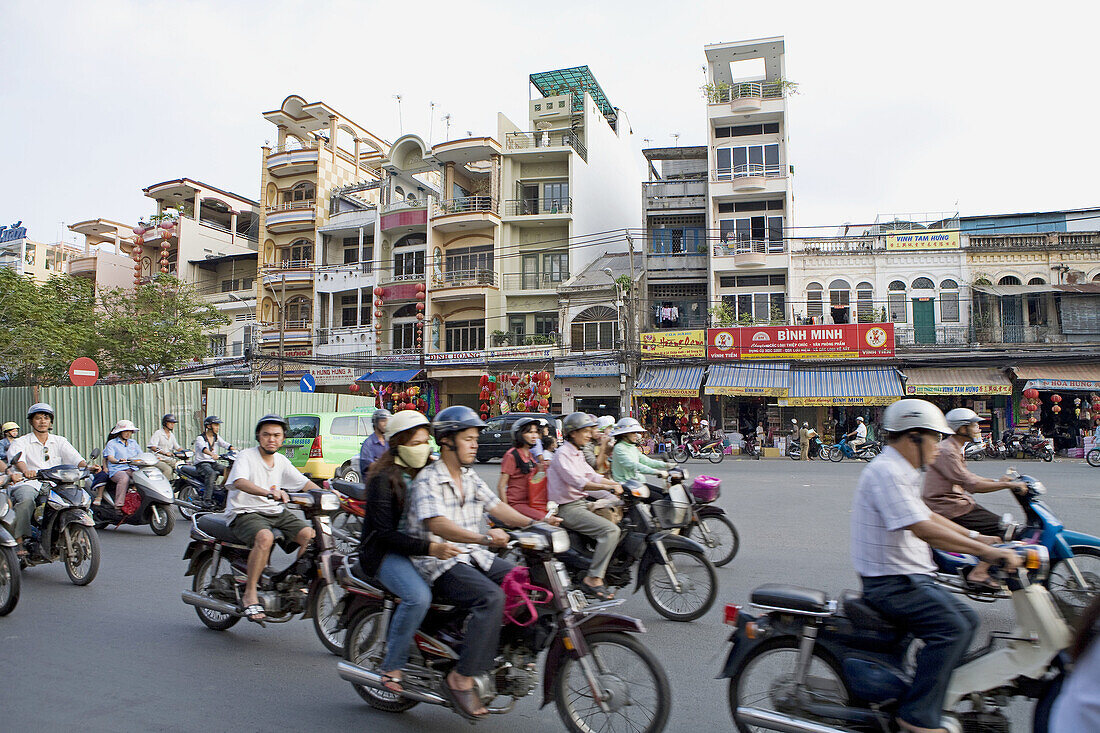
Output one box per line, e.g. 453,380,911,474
392,322,417,350
544,182,569,211
888,281,907,323
282,239,312,265
445,244,493,279
1028,277,1046,285
220,278,253,292
522,254,539,289
340,294,370,327
806,283,823,318
342,241,373,264
912,277,934,289
330,416,358,436
999,275,1021,286
715,144,780,179
829,279,850,324
535,312,559,335
856,283,875,322
713,123,780,139
719,215,784,252
718,200,784,213
284,296,311,325
939,281,960,322
445,319,485,352
543,252,568,282
570,306,617,352
208,335,227,357
509,315,527,341
282,182,315,204
394,249,424,278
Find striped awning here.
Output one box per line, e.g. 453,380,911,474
705,363,790,396
903,368,1012,395
1012,364,1100,392
634,365,705,397
357,368,424,383
786,367,904,406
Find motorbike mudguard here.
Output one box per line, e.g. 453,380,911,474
182,543,212,577
540,612,647,707
633,533,709,593
1059,529,1100,551
0,525,15,547
718,612,770,679
696,505,727,519
58,508,94,529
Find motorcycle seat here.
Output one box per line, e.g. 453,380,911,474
196,513,242,544
330,479,367,502
343,559,457,612
751,584,830,614
840,590,902,633
178,465,204,480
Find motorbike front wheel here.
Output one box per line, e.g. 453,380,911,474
671,446,690,463
149,504,175,536
689,514,739,567
728,638,850,733
1087,449,1100,467
331,509,362,555
310,580,344,655
344,608,419,712
828,446,843,462
554,631,671,733
1041,448,1054,462
1047,546,1100,623
0,545,21,615
63,524,100,586
968,450,984,462
176,483,200,520
643,549,717,621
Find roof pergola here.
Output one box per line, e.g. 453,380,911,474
530,66,616,127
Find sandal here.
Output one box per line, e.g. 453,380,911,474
241,603,266,622
962,568,1000,593
441,678,487,720
581,582,615,601
91,498,102,506
380,673,403,693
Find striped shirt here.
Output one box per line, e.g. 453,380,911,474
851,445,935,577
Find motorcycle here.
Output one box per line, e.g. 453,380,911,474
328,478,367,555
180,487,346,655
742,434,763,460
88,451,176,535
982,434,1007,459
788,435,825,461
336,522,672,732
672,434,725,464
1088,447,1100,467
721,544,1069,733
558,479,718,621
962,439,985,462
174,448,238,518
664,469,739,567
827,437,881,462
1003,431,1053,462
16,458,100,585
0,455,24,614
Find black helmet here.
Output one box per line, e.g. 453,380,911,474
255,413,290,439
204,415,222,427
432,406,486,441
372,408,392,426
162,413,178,427
562,411,597,436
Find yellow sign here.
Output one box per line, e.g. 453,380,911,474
885,229,960,251
706,386,788,397
640,330,705,359
906,384,1012,396
781,396,901,406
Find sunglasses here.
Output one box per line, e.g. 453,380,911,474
42,445,50,461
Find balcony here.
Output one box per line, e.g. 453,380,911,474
262,260,314,288
712,240,786,269
380,199,430,232
647,251,707,274
431,196,500,232
501,272,569,292
503,198,573,224
504,130,587,162
316,326,374,356
315,262,376,293
710,166,787,198
707,81,785,123
259,320,312,344
67,255,99,277
966,232,1100,250
794,237,879,255
265,200,316,233
893,325,971,348
266,140,321,177
643,180,706,212
431,269,498,301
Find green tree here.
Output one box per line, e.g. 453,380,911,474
708,300,737,327
98,276,228,382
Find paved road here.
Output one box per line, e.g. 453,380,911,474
5,456,1098,732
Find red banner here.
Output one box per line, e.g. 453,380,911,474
706,323,894,360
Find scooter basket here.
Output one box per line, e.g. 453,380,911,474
651,499,692,529
691,475,721,503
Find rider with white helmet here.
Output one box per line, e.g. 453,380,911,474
845,415,869,449
922,407,1028,588
851,399,1022,733
609,417,673,484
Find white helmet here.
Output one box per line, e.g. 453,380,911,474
882,399,952,436
610,417,646,438
944,408,982,433
856,416,865,423
701,420,709,426
384,410,430,441
595,415,616,431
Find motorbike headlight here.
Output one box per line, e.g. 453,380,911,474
319,493,340,511
53,468,84,484
549,527,570,554
76,491,92,508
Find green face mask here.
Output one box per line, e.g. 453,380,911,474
396,443,431,469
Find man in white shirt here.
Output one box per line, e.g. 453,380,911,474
193,415,232,503
148,413,183,480
225,414,319,622
7,403,97,554
852,399,1020,733
846,416,868,449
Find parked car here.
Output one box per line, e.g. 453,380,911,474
283,409,378,482
476,412,558,462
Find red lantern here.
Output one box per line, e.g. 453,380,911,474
1023,388,1039,399
480,403,489,413
373,287,384,297
539,371,551,382
415,302,425,311
374,310,384,319
349,383,360,393
539,397,549,409
1051,394,1062,404
510,373,519,385
374,299,384,307
538,383,551,396
479,375,489,387
415,283,426,293
1052,405,1061,413
416,313,424,321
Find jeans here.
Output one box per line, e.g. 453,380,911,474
375,553,433,672
10,483,44,539
195,462,220,501
557,499,621,580
432,557,513,676
861,574,979,728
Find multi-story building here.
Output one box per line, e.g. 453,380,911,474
0,221,83,282
704,37,793,324
67,219,141,293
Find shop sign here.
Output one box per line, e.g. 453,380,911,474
312,366,360,385
781,395,900,406
0,221,27,243
555,358,620,378
885,229,960,251
422,347,556,364
706,324,894,360
640,330,705,359
906,384,1012,396
1022,378,1100,392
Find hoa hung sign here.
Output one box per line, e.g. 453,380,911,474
706,323,895,360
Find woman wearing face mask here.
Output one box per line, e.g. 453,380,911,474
358,410,462,693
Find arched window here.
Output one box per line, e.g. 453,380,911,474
888,280,906,323
1025,279,1047,325
856,282,874,323
394,304,418,318
571,306,618,352
1093,273,1100,282
912,277,934,289
393,234,425,279
999,275,1021,286
939,279,960,322
806,282,823,319
394,185,405,200
282,181,315,204
284,296,311,326
1028,277,1046,285
829,279,850,324
282,239,312,266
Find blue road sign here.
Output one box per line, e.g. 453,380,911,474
300,373,316,393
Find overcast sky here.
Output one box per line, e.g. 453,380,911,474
3,0,1099,243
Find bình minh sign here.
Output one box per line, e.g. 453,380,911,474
706,324,895,360
640,330,706,359
885,229,960,251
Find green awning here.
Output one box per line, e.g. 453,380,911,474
530,66,617,126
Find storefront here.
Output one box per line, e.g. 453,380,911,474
634,365,706,434
781,366,904,442
902,367,1013,435
1010,365,1100,453
356,369,436,413
704,362,789,435
555,356,622,417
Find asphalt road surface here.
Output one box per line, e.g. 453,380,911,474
5,455,1097,732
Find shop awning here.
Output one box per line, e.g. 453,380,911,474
705,363,790,396
634,365,705,397
357,368,424,383
902,367,1012,396
786,367,904,406
1012,364,1100,392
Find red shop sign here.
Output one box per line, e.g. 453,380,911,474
706,323,894,360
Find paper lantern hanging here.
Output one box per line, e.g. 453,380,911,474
479,375,489,387
415,302,425,311
415,283,426,292
1051,394,1062,404
373,286,384,297
1052,405,1061,413
539,397,549,409
349,383,360,393
1023,388,1039,399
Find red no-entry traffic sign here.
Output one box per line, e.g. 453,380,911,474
68,357,99,386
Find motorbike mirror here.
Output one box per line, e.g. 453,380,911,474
9,451,21,465
90,448,101,459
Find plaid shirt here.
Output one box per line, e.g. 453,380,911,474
405,459,501,582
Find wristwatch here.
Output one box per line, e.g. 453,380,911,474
483,533,494,545
968,530,979,539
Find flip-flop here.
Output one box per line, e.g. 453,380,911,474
581,583,615,601
380,673,403,693
241,603,267,623
441,678,487,720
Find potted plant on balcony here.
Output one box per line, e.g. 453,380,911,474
490,330,511,347
525,334,552,346
708,301,737,327
772,77,801,96
701,81,731,103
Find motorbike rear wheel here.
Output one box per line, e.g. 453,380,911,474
1087,448,1100,467
176,483,200,520
728,637,850,733
63,525,100,586
554,631,671,733
191,554,240,630
828,446,843,462
968,450,984,462
149,504,175,536
344,608,419,712
689,514,739,567
310,580,344,655
1047,546,1100,623
671,446,690,463
643,549,717,621
0,545,20,616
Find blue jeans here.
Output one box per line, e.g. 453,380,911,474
375,553,432,672
861,574,979,729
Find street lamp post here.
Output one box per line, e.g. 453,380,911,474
227,292,258,387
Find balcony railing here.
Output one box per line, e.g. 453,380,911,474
504,198,573,216
500,272,569,290
261,319,312,331
713,240,786,256
434,196,498,215
893,325,971,347
503,130,587,161
436,269,497,288
795,238,878,254
967,233,1100,250
382,198,433,214
707,81,785,104
643,180,707,210
266,199,316,213
268,139,321,155
268,259,313,271
714,164,785,181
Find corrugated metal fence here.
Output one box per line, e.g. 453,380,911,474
0,383,377,459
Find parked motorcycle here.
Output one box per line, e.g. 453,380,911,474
983,434,1008,459
741,434,763,460
672,434,724,464
88,451,176,535
1003,430,1054,462
787,436,825,461
827,437,881,462
0,455,24,614
722,544,1069,733
1088,447,1100,467
180,488,345,654
962,439,985,462
558,479,718,621
336,523,671,732
174,448,237,518
17,459,100,585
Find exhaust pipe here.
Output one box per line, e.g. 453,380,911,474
181,590,243,617
337,661,447,705
734,707,851,733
